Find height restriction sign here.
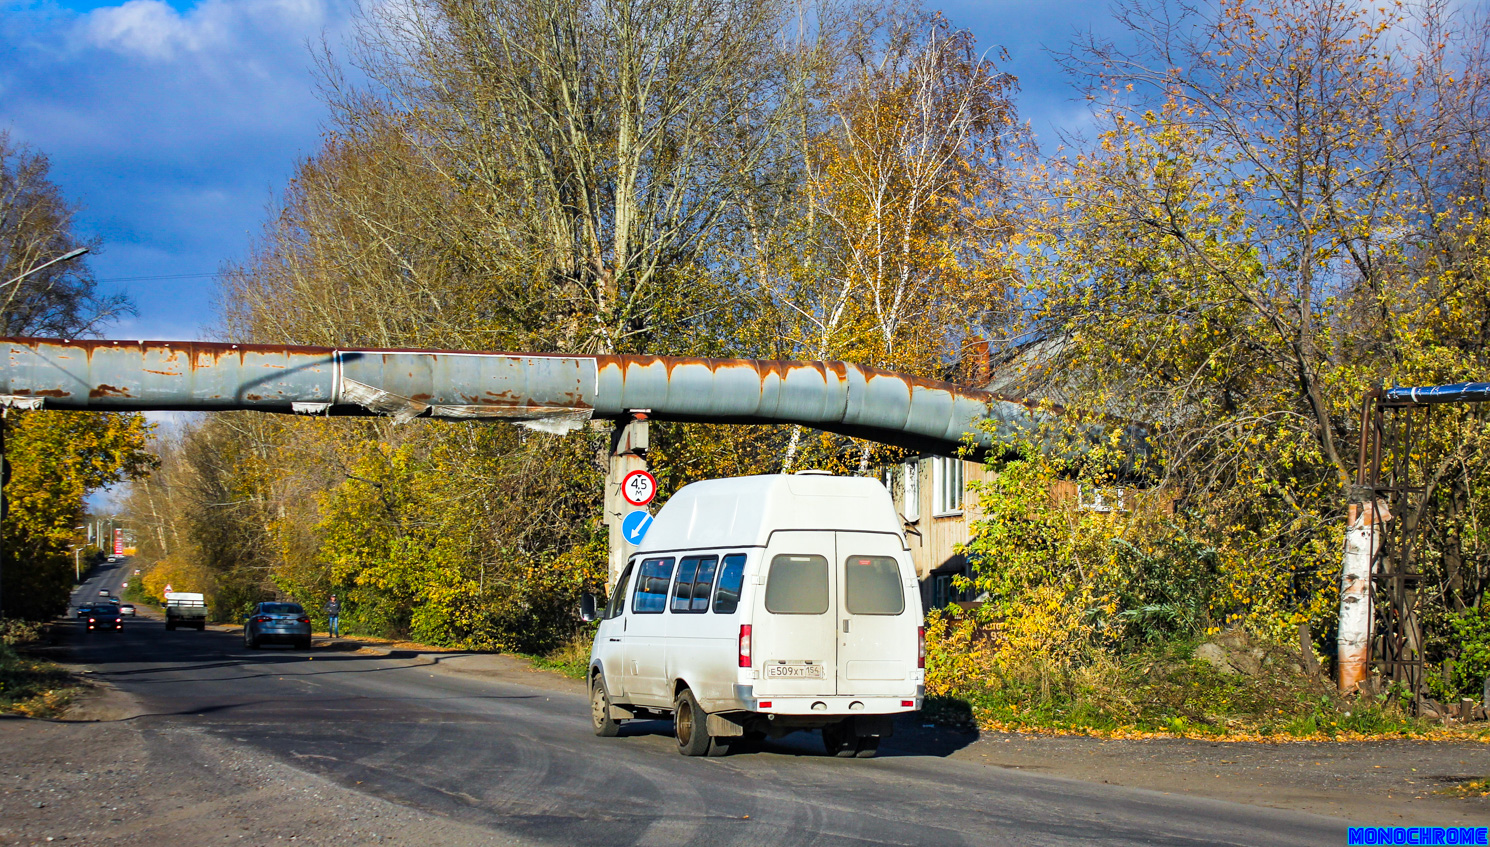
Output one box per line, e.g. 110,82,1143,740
621,469,657,507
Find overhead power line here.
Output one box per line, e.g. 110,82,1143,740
95,273,218,283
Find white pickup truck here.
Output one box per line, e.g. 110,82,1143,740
164,592,207,631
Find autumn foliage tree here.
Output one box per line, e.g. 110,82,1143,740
114,1,1025,650
986,0,1490,703
0,136,152,618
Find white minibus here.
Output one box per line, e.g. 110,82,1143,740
586,471,925,757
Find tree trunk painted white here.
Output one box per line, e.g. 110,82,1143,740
1337,500,1390,694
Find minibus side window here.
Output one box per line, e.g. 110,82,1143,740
765,554,830,615
605,561,635,620
671,557,702,612
712,554,747,614
844,555,905,615
632,557,675,614
690,556,719,612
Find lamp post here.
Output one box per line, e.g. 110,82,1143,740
0,247,90,619
1,247,88,289
72,525,85,583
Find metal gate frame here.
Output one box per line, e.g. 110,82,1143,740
1356,389,1428,706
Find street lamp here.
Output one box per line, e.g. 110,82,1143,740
0,247,89,618
1,247,88,289
73,525,85,583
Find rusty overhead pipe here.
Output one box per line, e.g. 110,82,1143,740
0,336,1091,458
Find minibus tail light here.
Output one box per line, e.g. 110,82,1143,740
738,624,752,668
917,626,926,669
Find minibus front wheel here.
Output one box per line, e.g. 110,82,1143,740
591,674,622,738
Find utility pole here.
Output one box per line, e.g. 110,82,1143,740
604,412,649,589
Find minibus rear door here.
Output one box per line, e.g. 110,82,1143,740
837,532,916,697
755,530,838,698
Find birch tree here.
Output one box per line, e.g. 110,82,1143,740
320,0,799,354
0,132,128,337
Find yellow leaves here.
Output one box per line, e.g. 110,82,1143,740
141,555,214,602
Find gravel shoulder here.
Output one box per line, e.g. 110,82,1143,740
939,728,1490,825
0,681,513,847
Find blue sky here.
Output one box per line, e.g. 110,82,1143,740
2,0,1114,343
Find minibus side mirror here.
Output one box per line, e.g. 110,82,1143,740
579,592,599,622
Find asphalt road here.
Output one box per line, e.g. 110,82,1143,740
43,603,1369,846
69,554,131,615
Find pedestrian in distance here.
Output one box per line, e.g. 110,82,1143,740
325,595,341,637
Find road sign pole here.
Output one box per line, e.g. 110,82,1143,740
604,413,649,590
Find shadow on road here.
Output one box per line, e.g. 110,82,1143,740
50,616,982,759
610,713,979,759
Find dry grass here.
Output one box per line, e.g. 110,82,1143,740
0,621,80,718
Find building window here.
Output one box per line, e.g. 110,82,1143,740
932,457,964,516
931,570,974,608
1078,486,1127,513
902,462,920,522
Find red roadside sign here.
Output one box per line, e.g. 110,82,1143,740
621,469,657,507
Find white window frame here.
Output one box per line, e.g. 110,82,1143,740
1078,485,1128,513
932,457,964,517
902,461,920,522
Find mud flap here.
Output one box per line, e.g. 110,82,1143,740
706,713,747,737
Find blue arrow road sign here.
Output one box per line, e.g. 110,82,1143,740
621,509,653,545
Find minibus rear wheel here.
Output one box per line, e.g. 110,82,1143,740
822,721,858,758
674,689,711,756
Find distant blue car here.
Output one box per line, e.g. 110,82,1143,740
243,602,312,650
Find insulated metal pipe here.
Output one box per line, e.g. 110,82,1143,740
0,337,1082,458
1384,382,1490,404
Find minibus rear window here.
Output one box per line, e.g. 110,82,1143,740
633,557,675,614
765,554,829,615
713,554,747,614
844,555,905,615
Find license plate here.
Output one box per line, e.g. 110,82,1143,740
766,663,824,679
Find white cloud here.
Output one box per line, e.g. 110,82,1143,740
79,0,330,61
1,0,355,343
83,0,210,60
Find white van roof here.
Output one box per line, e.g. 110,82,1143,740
165,592,204,602
637,473,905,553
